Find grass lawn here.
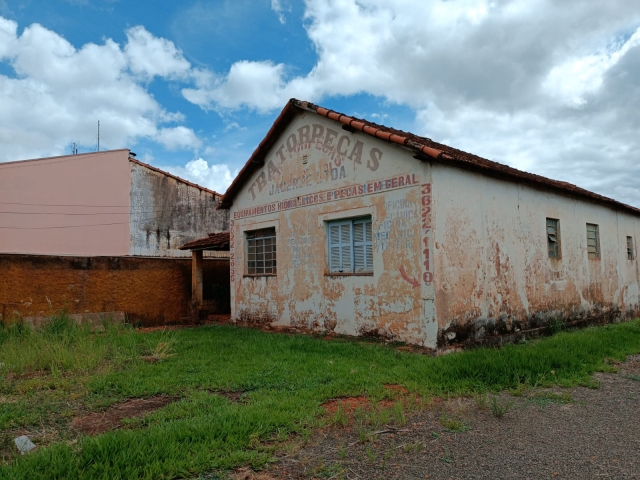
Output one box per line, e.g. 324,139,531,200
1,315,640,479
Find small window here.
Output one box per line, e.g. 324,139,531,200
546,218,560,258
627,236,635,260
246,227,276,275
586,223,600,259
328,217,373,274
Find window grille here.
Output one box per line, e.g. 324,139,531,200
627,236,635,261
586,223,600,259
328,217,373,273
246,227,276,275
546,218,560,258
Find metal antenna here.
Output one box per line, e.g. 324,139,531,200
97,121,100,151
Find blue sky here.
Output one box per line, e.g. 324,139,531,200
1,0,640,205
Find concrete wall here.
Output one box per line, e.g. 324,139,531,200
0,150,131,256
432,165,640,345
0,254,230,326
230,114,437,346
129,162,229,257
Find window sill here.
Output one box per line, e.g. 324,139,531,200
325,272,373,277
243,274,277,278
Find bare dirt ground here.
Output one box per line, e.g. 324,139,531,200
238,355,640,480
71,395,176,436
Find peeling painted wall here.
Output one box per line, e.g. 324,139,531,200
432,166,640,345
129,162,229,257
229,113,640,348
0,254,230,326
230,114,437,346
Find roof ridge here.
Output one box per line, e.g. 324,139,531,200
218,99,640,218
129,158,220,197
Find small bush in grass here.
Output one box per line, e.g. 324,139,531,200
332,406,348,427
391,401,407,427
357,426,373,444
489,396,514,418
474,392,488,410
547,318,567,335
439,414,469,432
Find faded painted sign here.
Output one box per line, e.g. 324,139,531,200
247,122,385,201
234,174,419,220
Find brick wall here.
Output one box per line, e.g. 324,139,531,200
0,254,229,326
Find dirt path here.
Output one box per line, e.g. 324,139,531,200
257,355,640,480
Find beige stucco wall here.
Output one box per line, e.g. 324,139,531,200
432,165,640,344
230,114,437,346
0,150,131,256
129,162,229,257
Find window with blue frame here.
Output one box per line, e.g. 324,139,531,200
328,217,373,274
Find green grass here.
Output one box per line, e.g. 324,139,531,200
1,318,640,479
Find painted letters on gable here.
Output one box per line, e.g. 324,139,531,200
247,121,389,200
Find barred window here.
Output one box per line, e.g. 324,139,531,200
627,236,635,261
328,217,373,274
586,223,600,259
246,227,276,275
546,218,561,258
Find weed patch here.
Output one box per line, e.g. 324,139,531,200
439,414,469,432
529,391,573,406
489,396,515,418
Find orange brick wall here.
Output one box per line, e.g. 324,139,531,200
0,254,229,326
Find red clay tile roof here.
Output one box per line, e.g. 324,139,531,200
219,99,640,218
129,158,220,197
179,231,230,251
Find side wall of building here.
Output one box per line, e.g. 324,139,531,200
230,114,437,346
432,165,640,344
129,162,230,257
0,150,131,256
0,254,230,326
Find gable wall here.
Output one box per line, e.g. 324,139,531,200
230,114,437,346
129,162,229,257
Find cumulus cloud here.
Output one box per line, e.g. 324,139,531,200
125,25,191,79
0,18,200,161
160,158,237,194
155,126,202,151
542,29,640,107
181,0,640,206
183,60,296,113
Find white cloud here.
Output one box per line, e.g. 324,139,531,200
160,158,237,194
543,28,640,107
0,18,200,161
223,121,246,132
0,16,17,59
125,25,191,79
183,60,295,113
155,126,202,150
